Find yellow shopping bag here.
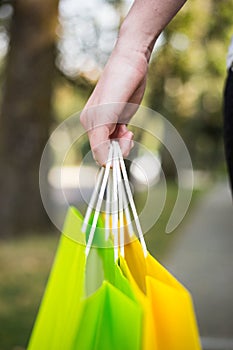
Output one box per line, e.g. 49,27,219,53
122,238,202,350
119,255,158,350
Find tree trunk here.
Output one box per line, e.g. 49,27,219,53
0,0,59,236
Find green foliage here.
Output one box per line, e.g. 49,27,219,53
147,0,233,170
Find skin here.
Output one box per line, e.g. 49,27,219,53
80,0,187,165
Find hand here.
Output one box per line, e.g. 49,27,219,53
80,0,187,165
80,42,148,165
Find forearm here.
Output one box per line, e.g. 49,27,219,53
81,0,187,164
117,0,187,61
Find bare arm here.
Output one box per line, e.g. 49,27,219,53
81,0,187,165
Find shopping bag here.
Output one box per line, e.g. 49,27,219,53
119,253,158,350
73,280,142,350
28,207,143,350
27,207,86,350
29,139,201,350
121,238,202,350
73,215,143,350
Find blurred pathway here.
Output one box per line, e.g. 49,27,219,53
162,181,233,350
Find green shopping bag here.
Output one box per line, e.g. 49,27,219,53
73,281,141,350
27,207,142,350
73,235,142,350
27,208,86,350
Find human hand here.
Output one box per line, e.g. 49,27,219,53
80,0,187,165
80,41,148,165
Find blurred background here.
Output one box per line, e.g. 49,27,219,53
0,0,232,349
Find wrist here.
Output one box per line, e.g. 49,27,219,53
117,20,156,63
116,0,161,63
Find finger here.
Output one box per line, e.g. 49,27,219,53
118,130,134,158
88,125,111,166
110,124,128,139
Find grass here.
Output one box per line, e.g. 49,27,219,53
0,183,202,350
0,234,60,350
